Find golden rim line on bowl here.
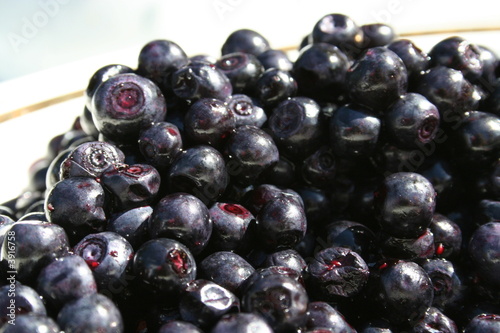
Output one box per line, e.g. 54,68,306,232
2,26,499,124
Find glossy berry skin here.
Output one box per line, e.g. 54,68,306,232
429,213,462,258
468,222,500,289
101,163,161,211
378,228,435,260
207,202,255,252
224,125,279,185
84,64,134,109
449,111,500,169
211,312,274,333
295,187,332,226
292,43,350,103
263,249,307,275
311,13,363,57
257,49,293,72
360,23,395,49
136,39,188,89
412,307,458,333
36,254,97,312
56,293,123,333
73,231,134,293
0,314,60,333
224,94,267,128
171,61,232,101
216,52,264,94
420,259,463,312
167,145,229,205
0,221,69,284
384,93,440,149
414,66,479,122
429,36,483,82
107,205,152,249
45,177,107,244
239,266,304,297
183,98,236,149
256,194,307,251
133,238,196,295
138,122,183,170
371,260,434,328
45,148,72,189
268,97,325,160
242,183,303,215
91,73,167,143
305,301,356,332
387,39,430,86
241,273,309,332
307,246,369,300
374,172,436,239
0,283,46,323
259,156,296,187
253,68,298,108
148,192,212,255
464,314,500,333
221,29,270,56
199,251,255,293
158,320,203,333
329,103,381,159
346,47,408,112
59,141,125,180
179,279,240,329
325,220,376,261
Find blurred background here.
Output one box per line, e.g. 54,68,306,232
0,0,499,203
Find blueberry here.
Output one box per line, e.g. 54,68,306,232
221,29,270,56
468,222,500,290
167,145,229,204
179,279,240,329
73,231,134,295
183,98,235,149
0,313,60,333
329,103,381,160
295,187,332,226
45,148,72,190
224,94,267,128
384,93,440,149
256,194,307,251
378,228,435,260
325,220,376,261
148,192,211,255
207,202,255,252
429,213,462,258
292,43,350,102
223,125,279,185
387,38,430,87
133,238,196,296
91,73,167,143
346,47,408,112
463,313,500,333
36,254,97,312
311,13,363,58
107,205,152,249
374,172,436,239
253,68,298,108
242,183,303,215
56,293,123,333
136,39,189,95
211,312,274,333
84,64,135,110
267,97,325,160
305,301,355,332
101,163,161,211
257,49,293,72
44,177,107,244
241,273,309,332
216,52,264,94
171,61,232,101
263,249,307,275
0,282,46,324
307,246,369,300
198,251,255,293
157,320,203,333
429,36,483,82
411,306,458,333
360,23,395,49
0,221,69,285
138,122,183,170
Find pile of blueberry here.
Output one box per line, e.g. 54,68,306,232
1,12,500,333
